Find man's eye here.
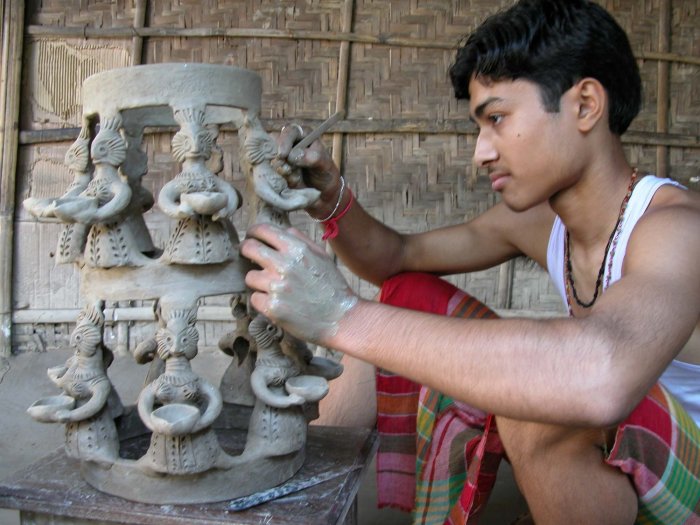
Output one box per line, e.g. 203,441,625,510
488,114,503,124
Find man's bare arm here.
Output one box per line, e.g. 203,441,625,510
324,201,700,426
324,196,553,285
242,200,700,427
276,126,551,285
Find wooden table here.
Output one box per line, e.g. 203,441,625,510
0,425,378,525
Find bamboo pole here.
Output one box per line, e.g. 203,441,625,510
11,305,564,325
12,306,237,324
24,25,460,48
656,0,671,178
496,260,515,310
18,121,700,149
22,25,700,67
638,50,699,67
332,0,354,169
131,0,148,66
0,0,25,358
324,0,354,264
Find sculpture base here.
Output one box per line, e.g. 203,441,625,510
82,433,305,505
72,404,303,504
0,426,377,525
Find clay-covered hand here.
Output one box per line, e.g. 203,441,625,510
242,223,358,344
275,125,344,220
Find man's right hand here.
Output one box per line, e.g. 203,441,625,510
275,124,344,220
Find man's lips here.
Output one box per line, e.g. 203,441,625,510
489,171,510,191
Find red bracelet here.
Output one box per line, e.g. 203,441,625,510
321,189,354,240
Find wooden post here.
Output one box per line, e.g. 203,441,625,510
0,0,25,358
656,0,671,178
332,0,354,169
131,0,148,66
496,260,515,310
325,0,354,263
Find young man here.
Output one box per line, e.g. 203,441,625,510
242,0,700,523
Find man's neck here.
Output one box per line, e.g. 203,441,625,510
550,149,633,251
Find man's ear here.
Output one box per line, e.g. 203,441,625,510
572,78,607,132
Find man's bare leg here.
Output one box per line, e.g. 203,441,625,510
496,417,638,524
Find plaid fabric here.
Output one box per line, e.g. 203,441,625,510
377,273,502,523
376,272,462,511
606,383,700,524
376,367,422,510
376,272,700,524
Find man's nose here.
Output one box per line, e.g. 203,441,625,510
473,132,497,167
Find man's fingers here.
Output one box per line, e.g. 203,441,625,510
277,123,305,159
286,227,328,257
244,267,271,293
287,142,325,169
247,290,270,316
241,237,290,276
243,223,288,252
245,223,315,258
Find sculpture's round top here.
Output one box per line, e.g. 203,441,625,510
81,63,262,120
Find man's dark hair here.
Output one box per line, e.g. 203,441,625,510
449,0,641,135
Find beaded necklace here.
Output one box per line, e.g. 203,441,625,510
564,168,638,315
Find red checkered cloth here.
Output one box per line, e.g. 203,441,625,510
376,272,700,524
376,272,501,523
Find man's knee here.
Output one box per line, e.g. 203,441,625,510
496,416,608,469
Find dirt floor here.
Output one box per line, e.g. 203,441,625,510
0,349,526,524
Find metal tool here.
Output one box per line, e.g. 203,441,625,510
289,111,343,157
226,464,361,511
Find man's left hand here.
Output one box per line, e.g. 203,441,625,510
242,224,359,344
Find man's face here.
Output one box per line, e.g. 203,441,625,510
468,76,578,211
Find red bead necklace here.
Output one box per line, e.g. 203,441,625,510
564,168,638,315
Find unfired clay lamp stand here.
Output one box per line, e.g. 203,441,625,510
22,63,342,505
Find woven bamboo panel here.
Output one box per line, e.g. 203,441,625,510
22,39,132,128
349,0,498,121
11,0,699,352
26,0,137,27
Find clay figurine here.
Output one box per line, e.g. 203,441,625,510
28,301,122,466
136,306,233,475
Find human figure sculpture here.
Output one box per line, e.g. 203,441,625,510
21,62,343,504
25,115,157,267
31,115,156,268
52,115,131,224
240,314,309,459
132,302,166,387
159,107,241,264
218,294,257,406
28,301,122,466
239,112,320,226
23,125,92,263
136,306,233,475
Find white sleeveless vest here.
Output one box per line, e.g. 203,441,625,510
546,175,700,425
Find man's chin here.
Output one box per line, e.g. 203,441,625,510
501,193,540,213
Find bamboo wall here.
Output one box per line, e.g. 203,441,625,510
4,0,699,354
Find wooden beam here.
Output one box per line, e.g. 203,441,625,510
23,25,700,67
0,0,25,358
18,121,700,150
